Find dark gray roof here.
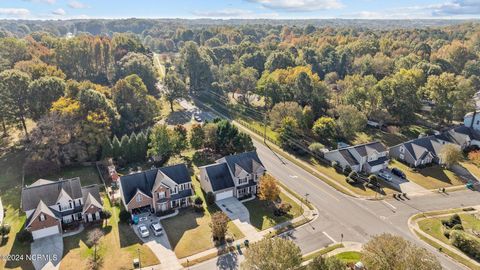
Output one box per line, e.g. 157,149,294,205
119,164,192,204
204,163,235,192
158,164,191,184
171,189,193,200
444,126,480,145
339,149,359,166
81,185,103,211
367,156,389,166
22,177,83,212
353,141,387,157
221,151,264,176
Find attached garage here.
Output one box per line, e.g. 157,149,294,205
215,189,234,201
32,226,60,240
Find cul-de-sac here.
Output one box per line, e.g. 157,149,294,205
1,2,480,270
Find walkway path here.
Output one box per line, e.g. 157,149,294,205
409,208,480,268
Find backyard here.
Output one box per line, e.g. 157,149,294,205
0,150,33,270
24,165,103,186
60,197,159,270
244,192,304,231
390,160,466,190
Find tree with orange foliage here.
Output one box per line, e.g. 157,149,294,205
258,174,280,204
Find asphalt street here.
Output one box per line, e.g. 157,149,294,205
189,103,480,270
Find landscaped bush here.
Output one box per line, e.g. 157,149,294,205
274,202,292,216
443,229,451,239
16,229,33,243
442,214,462,229
343,166,352,176
450,230,480,261
193,196,204,212
452,224,464,231
119,210,131,223
206,192,216,205
346,177,356,185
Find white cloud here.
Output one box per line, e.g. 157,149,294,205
246,0,343,12
52,8,66,16
192,9,254,17
0,8,31,17
431,0,480,16
68,1,87,9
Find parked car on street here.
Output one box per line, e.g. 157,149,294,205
391,168,406,179
150,222,163,236
138,224,150,238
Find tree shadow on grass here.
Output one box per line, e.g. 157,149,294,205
4,233,33,270
418,166,453,185
165,110,191,126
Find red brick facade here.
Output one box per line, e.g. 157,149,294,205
27,213,60,232
126,191,153,212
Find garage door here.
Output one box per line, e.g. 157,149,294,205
216,190,233,201
32,226,60,240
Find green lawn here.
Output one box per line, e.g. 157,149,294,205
25,165,103,186
335,251,362,264
244,192,303,231
418,212,480,265
390,160,465,189
161,175,244,258
353,124,429,147
60,197,159,270
0,150,33,270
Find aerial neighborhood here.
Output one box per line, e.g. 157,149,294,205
1,9,480,270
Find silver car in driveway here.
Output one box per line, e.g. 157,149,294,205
378,171,393,182
150,222,163,236
138,224,150,238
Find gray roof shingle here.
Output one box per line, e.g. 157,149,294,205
221,151,264,177
203,163,235,192
22,177,83,212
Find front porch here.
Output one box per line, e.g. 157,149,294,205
236,185,257,200
156,197,191,213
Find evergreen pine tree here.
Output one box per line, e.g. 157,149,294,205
120,134,130,160
111,135,122,159
128,132,138,162
101,136,114,160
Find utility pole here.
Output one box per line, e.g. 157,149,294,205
263,89,267,144
137,248,141,269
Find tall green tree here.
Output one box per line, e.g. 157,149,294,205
164,72,187,111
28,76,66,120
181,41,213,93
112,74,158,134
148,124,174,163
116,52,158,95
0,69,32,139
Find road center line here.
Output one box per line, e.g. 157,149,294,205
322,231,337,243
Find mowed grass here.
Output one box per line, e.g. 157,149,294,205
60,197,159,270
25,165,103,186
244,192,304,231
0,150,33,270
390,160,465,189
161,175,244,258
418,213,480,250
335,251,362,264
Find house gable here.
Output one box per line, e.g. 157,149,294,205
126,189,152,211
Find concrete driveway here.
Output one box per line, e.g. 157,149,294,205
31,235,63,270
216,197,250,223
379,170,427,194
132,214,182,270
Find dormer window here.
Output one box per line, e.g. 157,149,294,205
40,214,45,221
400,146,405,153
69,200,73,208
57,202,62,211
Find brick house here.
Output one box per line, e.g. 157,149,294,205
119,164,193,214
21,178,103,240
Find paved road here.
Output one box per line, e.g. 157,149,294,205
192,135,480,270
189,100,480,270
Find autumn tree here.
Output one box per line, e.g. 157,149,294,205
468,150,480,166
336,105,367,139
258,174,280,203
210,212,229,241
362,233,441,270
439,144,463,169
312,117,337,141
241,238,302,270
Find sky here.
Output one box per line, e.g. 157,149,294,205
0,0,479,20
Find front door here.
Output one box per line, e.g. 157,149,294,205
161,203,167,211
